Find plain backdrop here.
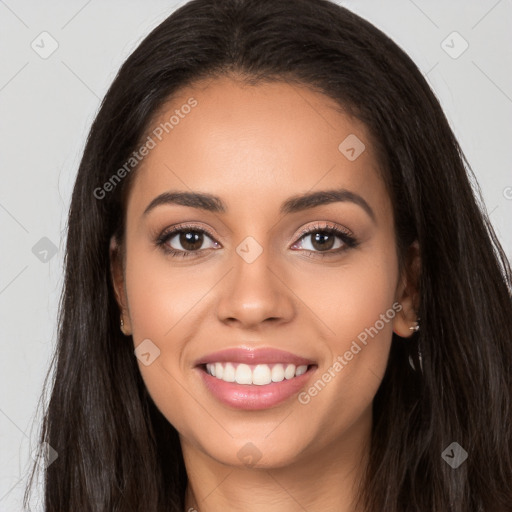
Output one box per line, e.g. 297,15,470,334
1,0,511,509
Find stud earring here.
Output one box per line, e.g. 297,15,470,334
120,316,126,335
409,317,420,332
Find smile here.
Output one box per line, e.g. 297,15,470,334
197,363,318,410
204,362,310,385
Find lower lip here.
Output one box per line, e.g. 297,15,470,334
196,365,317,410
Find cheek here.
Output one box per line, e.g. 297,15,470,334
123,248,211,434
295,245,399,347
124,241,211,340
292,242,399,407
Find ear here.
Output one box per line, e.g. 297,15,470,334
109,235,132,335
393,240,421,338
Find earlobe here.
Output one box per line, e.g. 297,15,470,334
392,304,419,338
392,316,420,338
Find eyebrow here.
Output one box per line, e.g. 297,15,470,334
143,188,376,222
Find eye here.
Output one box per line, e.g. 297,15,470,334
155,223,220,258
291,222,358,257
155,221,358,259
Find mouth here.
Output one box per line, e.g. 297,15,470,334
196,362,318,410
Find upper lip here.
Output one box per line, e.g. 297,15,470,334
194,347,316,367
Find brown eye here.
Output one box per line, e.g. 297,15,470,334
290,223,358,257
156,225,221,258
165,229,218,253
294,230,344,252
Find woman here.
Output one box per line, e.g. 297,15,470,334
24,0,512,510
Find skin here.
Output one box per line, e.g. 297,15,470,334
111,76,420,512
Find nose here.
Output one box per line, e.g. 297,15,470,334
216,247,295,330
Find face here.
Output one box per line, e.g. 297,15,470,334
111,76,418,470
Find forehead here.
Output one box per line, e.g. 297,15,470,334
126,77,390,223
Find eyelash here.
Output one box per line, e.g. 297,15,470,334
155,222,359,259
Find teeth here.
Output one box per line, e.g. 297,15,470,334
204,362,309,385
284,364,296,380
295,365,307,376
235,363,252,384
222,362,236,382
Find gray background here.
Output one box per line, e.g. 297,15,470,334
1,0,511,509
